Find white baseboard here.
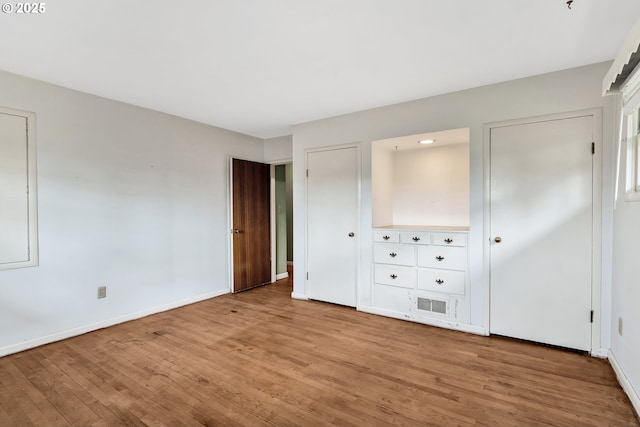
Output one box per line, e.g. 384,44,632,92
0,288,229,358
275,272,289,280
291,291,308,300
591,347,609,358
357,305,487,335
609,349,640,419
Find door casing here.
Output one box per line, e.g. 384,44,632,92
304,143,361,307
483,108,603,354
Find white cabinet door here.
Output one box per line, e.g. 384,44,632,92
489,114,593,351
307,146,359,306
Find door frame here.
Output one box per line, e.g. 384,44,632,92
269,159,293,284
482,108,603,355
227,156,272,293
304,142,361,304
227,156,293,293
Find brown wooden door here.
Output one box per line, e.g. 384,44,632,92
232,158,271,292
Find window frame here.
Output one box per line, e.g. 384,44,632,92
0,106,39,270
621,66,640,202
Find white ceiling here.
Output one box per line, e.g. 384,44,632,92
1,1,639,139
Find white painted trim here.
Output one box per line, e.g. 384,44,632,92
270,164,277,284
275,272,289,280
0,288,229,358
483,108,604,353
291,291,308,300
609,349,640,419
358,305,487,336
267,157,293,166
227,156,234,293
591,348,609,358
0,107,38,271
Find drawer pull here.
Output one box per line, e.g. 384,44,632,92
412,236,421,242
389,252,397,257
435,256,445,261
444,238,453,244
383,235,390,240
390,274,398,279
435,279,444,285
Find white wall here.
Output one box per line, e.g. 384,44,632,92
292,62,614,344
371,145,394,227
0,69,264,356
264,135,293,163
611,99,640,408
391,143,469,227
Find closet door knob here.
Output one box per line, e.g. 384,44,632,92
494,236,502,243
348,232,355,237
435,256,445,261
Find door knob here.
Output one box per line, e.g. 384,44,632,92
348,232,355,237
232,229,240,234
494,236,502,243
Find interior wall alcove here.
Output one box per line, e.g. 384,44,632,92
372,128,470,228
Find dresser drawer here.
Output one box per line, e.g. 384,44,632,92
417,246,467,271
373,244,415,266
417,268,465,295
431,233,467,247
373,230,400,243
374,264,415,288
399,231,431,245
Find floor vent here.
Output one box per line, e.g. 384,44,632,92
417,297,447,314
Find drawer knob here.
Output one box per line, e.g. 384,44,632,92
390,274,398,279
383,235,390,240
435,279,444,285
412,236,420,242
435,256,445,261
444,238,453,244
389,252,397,257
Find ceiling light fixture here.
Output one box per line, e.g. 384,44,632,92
418,139,435,145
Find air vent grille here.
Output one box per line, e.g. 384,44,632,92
416,297,447,314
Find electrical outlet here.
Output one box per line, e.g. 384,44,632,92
619,317,623,336
97,286,107,299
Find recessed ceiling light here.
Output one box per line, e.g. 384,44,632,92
418,139,435,145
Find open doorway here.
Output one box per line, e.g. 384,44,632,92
274,163,293,280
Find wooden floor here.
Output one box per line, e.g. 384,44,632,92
0,276,638,427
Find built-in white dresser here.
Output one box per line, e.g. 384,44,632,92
372,226,469,324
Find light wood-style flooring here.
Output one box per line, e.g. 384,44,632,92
0,276,638,426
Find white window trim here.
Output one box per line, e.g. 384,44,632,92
620,65,640,202
0,106,39,270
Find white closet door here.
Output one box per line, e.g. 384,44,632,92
306,146,359,307
490,114,593,351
